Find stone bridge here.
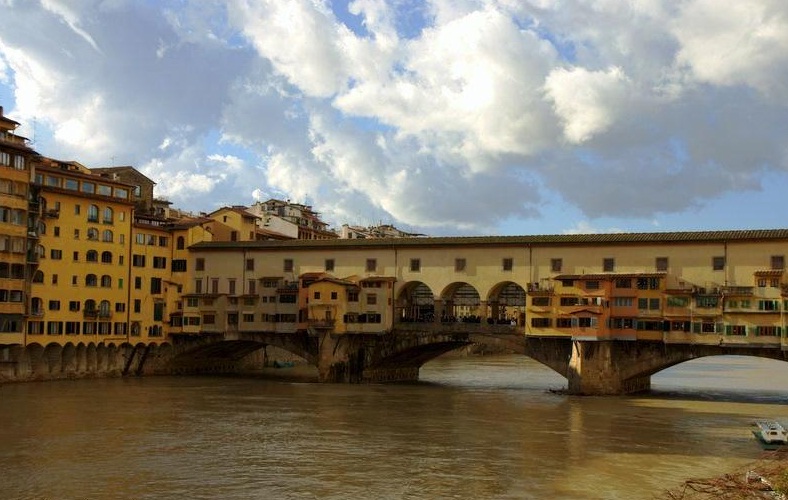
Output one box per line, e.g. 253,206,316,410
166,324,788,395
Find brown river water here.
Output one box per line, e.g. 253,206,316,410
0,355,786,499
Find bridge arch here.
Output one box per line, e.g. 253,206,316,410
486,281,527,326
395,281,436,323
439,282,482,322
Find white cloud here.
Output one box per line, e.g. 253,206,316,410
544,66,632,143
672,0,788,99
2,0,788,235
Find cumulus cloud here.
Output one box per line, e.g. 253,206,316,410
1,0,788,235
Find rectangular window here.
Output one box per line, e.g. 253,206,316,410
153,256,167,269
531,318,551,328
132,255,145,267
502,258,513,271
150,278,162,294
367,293,377,305
246,258,254,271
455,258,466,272
211,279,219,294
194,279,203,294
656,257,668,272
172,259,187,272
551,258,562,272
612,297,633,307
585,280,600,290
532,297,550,306
772,255,785,270
348,290,359,302
330,291,338,300
284,259,293,272
115,303,126,312
134,277,142,289
48,300,61,311
228,279,236,295
603,258,615,272
247,280,256,295
325,259,335,272
50,249,62,260
712,256,725,271
133,299,141,313
243,314,255,323
410,258,421,272
314,291,321,300
195,258,205,271
366,258,377,272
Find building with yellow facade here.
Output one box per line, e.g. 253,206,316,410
0,106,39,343
29,159,136,344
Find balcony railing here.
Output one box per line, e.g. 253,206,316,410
83,309,98,319
308,319,336,329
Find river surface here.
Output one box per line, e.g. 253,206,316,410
0,355,786,499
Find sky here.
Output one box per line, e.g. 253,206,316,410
2,0,788,237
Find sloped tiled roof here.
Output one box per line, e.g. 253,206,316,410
192,228,788,251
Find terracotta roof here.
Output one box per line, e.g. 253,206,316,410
754,270,784,277
192,228,788,251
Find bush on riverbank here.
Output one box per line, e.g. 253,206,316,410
661,448,788,499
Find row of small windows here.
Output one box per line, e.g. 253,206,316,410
0,151,26,170
199,255,785,276
0,263,26,279
26,321,159,336
135,233,169,247
34,248,118,263
35,174,130,200
0,206,26,225
0,236,26,254
533,296,788,311
30,298,122,315
530,317,785,336
0,179,28,197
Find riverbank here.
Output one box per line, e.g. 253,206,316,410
661,448,788,499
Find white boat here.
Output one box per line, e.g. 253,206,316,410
753,421,788,445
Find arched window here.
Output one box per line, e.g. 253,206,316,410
31,297,43,315
131,321,141,336
100,275,112,288
86,274,97,287
101,251,112,264
86,250,98,262
32,270,44,283
37,220,46,235
103,207,113,224
102,229,113,242
176,236,185,250
87,228,99,240
35,244,45,259
85,299,96,312
88,204,99,222
99,300,110,317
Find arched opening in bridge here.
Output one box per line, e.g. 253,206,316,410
651,355,788,399
487,281,526,326
396,281,435,323
440,282,481,323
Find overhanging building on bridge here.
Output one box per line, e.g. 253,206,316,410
187,231,788,351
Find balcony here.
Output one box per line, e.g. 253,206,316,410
43,209,59,219
308,318,336,329
83,309,98,319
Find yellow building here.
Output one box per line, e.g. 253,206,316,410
0,106,38,343
28,159,135,345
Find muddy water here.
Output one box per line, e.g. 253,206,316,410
0,355,785,499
